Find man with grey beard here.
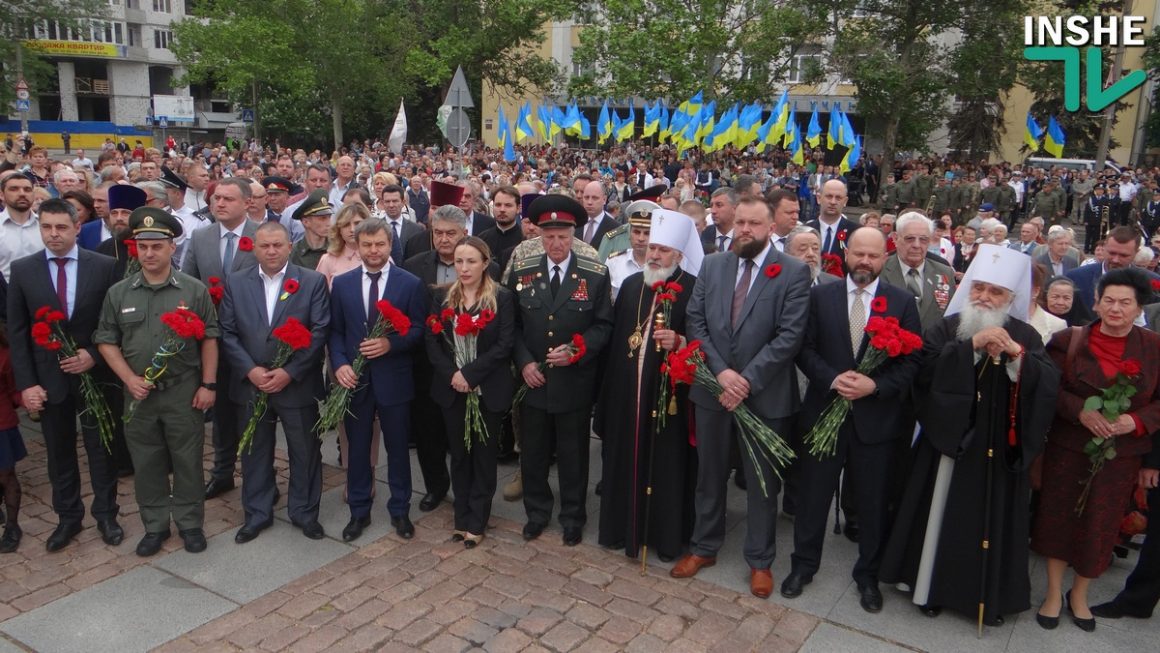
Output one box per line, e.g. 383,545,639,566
881,243,1059,629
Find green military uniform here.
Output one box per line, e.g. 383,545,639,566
948,180,967,225
879,181,897,211
914,172,935,205
1070,176,1095,220
503,236,598,285
596,198,659,261
995,183,1017,227
94,208,220,536
894,176,916,209
932,181,952,216
508,194,614,540
290,238,328,270
289,189,332,270
1033,181,1067,226
978,180,1001,213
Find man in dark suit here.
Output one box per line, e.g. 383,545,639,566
1033,229,1081,278
7,199,123,552
329,218,428,542
181,177,259,500
805,179,860,264
378,184,424,265
509,195,614,547
671,197,811,599
782,228,923,613
1066,226,1160,323
401,179,465,261
219,221,330,543
578,180,618,249
701,187,739,253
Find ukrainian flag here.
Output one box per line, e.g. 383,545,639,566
597,101,612,144
658,104,670,143
1044,116,1065,157
536,105,552,141
497,107,509,148
1023,113,1043,151
515,103,533,143
642,101,660,138
616,103,635,141
806,106,822,148
839,134,861,174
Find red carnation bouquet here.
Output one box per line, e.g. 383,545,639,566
237,318,314,454
125,307,207,423
207,276,224,306
428,307,497,451
1077,358,1142,515
30,307,116,451
822,253,843,277
511,333,586,409
803,314,922,458
316,300,411,433
664,341,795,498
123,238,141,279
652,280,683,427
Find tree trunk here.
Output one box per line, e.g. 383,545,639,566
331,96,344,152
878,32,916,193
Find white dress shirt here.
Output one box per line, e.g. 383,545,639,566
46,245,79,318
361,263,392,316
0,209,43,278
736,240,772,294
846,276,879,315
259,264,288,324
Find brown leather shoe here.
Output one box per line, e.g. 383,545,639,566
750,568,774,599
670,553,716,579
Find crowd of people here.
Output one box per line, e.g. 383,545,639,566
0,137,1158,639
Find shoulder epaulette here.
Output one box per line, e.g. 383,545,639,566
605,223,629,238
607,249,626,259
576,256,607,274
512,256,540,272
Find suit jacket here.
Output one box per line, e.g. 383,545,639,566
1144,303,1160,333
328,264,427,406
686,247,811,419
881,255,957,332
585,213,617,250
218,263,330,407
805,216,860,258
77,220,106,250
386,217,424,266
425,287,516,412
181,220,259,282
402,250,500,287
1033,250,1080,277
796,281,923,444
1066,264,1160,321
467,211,495,237
7,249,118,398
403,229,431,261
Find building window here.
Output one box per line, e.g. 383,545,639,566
787,53,822,84
152,0,172,12
572,61,595,78
34,20,125,45
154,29,172,49
128,25,141,46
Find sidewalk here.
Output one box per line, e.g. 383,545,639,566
0,419,1154,652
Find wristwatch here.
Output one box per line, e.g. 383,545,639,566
200,382,217,391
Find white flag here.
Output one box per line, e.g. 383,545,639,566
388,99,407,155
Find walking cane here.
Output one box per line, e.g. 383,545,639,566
977,363,999,638
640,315,668,575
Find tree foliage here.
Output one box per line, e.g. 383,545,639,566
172,0,573,148
1142,25,1160,149
568,0,825,102
0,0,108,108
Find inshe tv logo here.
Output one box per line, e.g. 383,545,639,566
1023,15,1149,112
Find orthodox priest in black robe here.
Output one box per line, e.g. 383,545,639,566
881,244,1059,628
596,207,703,562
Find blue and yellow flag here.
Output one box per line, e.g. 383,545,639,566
658,104,670,143
827,106,841,149
1044,116,1065,157
643,101,660,138
840,134,861,174
515,103,533,143
536,105,552,141
617,103,635,141
1024,113,1043,151
497,107,509,148
806,106,822,148
597,101,612,144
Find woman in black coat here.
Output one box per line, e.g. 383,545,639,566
426,237,515,548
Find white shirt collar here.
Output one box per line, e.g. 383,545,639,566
846,275,880,297
362,262,391,277
739,239,773,268
45,244,80,261
548,252,571,274
259,263,288,282
219,221,246,238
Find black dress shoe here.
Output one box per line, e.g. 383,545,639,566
522,522,545,541
342,516,371,542
1090,600,1149,619
780,572,812,599
273,487,282,505
391,515,415,539
1066,589,1096,632
136,530,171,557
299,521,325,540
204,477,236,500
96,518,124,546
180,528,207,553
45,521,82,552
857,582,883,613
919,604,942,618
983,614,1004,627
0,525,22,553
419,492,445,512
235,520,272,544
562,527,582,546
844,521,861,543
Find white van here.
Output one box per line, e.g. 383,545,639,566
1025,157,1124,174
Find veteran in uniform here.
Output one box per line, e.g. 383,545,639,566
503,224,599,284
509,195,614,547
95,207,220,557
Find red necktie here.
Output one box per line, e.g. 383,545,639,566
54,257,69,317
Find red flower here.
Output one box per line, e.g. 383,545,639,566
207,276,222,287
478,309,496,324
283,279,300,295
666,281,684,294
35,306,51,320
1152,279,1160,292
160,308,207,340
238,236,254,252
375,300,411,335
271,317,313,350
426,315,444,335
124,239,138,258
568,333,587,364
42,338,62,352
45,310,66,323
208,286,224,306
837,230,847,241
454,312,477,336
440,307,455,322
1121,359,1143,378
885,339,903,357
650,281,666,293
870,296,888,313
821,253,843,277
30,321,52,344
764,264,782,278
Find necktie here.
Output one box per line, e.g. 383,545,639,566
906,268,922,303
222,232,237,274
775,236,786,252
822,226,833,253
367,271,382,326
390,220,400,243
732,259,753,326
584,220,597,244
53,258,68,317
718,234,728,252
550,265,562,297
850,289,867,354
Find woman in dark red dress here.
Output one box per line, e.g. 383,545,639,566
1031,268,1160,632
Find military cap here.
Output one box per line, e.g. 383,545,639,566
624,199,660,228
1094,183,1106,190
979,202,995,212
159,166,188,192
526,194,588,231
627,185,665,202
108,184,148,212
292,189,333,221
261,176,293,193
430,179,465,208
130,206,183,240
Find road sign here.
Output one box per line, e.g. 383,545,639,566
15,78,28,101
158,117,168,129
446,108,471,148
241,108,254,123
15,98,30,112
440,65,475,148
